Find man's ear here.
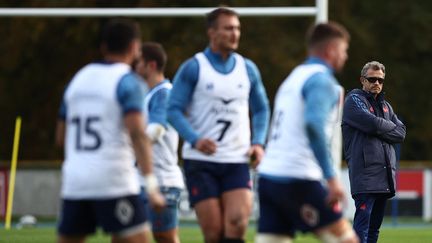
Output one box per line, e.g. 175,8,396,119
325,40,337,59
149,60,157,70
124,39,139,58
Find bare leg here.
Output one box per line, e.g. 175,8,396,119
315,218,359,243
153,228,181,243
222,189,253,240
194,198,223,243
111,227,150,243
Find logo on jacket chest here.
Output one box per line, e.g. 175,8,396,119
370,105,389,114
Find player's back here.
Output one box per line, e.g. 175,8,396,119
259,63,342,180
62,62,139,199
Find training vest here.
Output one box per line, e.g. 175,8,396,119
141,81,185,188
259,63,343,180
182,52,251,163
62,63,140,198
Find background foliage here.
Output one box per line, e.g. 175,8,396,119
0,0,431,161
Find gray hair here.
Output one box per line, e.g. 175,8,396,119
360,61,386,77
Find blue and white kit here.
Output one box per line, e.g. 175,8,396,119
59,62,144,199
257,57,344,236
139,80,184,189
168,47,270,163
258,57,344,181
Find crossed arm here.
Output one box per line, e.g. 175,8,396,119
343,94,406,144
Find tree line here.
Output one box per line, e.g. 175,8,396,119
0,0,431,161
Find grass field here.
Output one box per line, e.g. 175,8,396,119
1,224,432,243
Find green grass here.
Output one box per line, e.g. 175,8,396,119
1,225,432,243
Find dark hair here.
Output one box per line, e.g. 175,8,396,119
306,21,350,49
206,7,238,29
141,42,167,72
101,19,141,54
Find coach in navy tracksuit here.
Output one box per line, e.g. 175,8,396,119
342,61,406,243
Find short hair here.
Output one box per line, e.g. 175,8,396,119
101,19,141,54
206,7,238,29
141,42,167,72
361,61,386,77
306,21,350,50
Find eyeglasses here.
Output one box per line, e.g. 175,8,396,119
363,76,384,84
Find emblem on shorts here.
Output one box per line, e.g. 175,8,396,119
300,204,319,227
192,187,199,196
115,199,134,225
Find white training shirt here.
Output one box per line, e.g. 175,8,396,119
258,63,343,180
61,63,140,199
182,52,251,163
140,82,185,188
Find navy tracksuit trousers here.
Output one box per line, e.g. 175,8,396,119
353,193,389,243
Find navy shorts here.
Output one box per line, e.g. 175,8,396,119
140,187,182,232
58,194,147,236
257,177,343,237
184,160,251,207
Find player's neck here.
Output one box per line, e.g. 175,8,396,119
104,53,133,65
209,45,231,60
147,73,165,89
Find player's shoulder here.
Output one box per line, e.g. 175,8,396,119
302,71,338,97
233,53,256,68
244,58,258,69
117,72,144,95
175,56,198,76
120,71,143,85
238,55,261,80
69,63,96,80
66,63,106,91
150,82,171,97
122,70,141,80
182,55,199,68
306,67,336,86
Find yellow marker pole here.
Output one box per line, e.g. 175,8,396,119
5,117,21,230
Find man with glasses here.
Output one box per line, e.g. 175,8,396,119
342,61,406,243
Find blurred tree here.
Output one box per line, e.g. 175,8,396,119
0,0,430,161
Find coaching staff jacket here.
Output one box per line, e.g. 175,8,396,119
342,89,406,197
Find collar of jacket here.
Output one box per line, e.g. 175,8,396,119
359,89,386,103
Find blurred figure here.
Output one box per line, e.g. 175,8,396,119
135,42,185,243
256,21,358,243
342,61,406,243
167,7,270,243
55,19,164,243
